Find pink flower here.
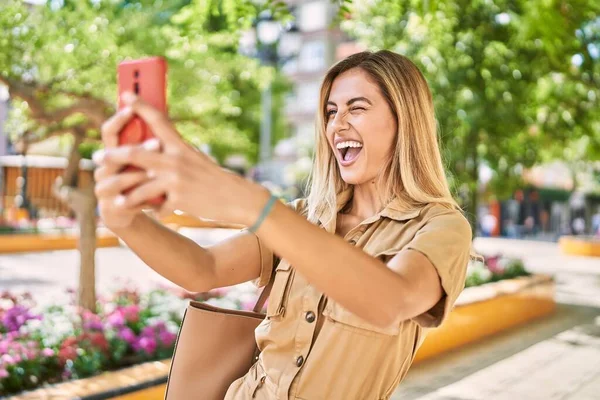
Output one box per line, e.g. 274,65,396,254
82,310,104,331
135,337,157,355
158,330,177,347
0,368,8,379
1,354,15,365
62,369,72,380
122,305,140,323
42,348,55,357
7,331,19,340
117,327,136,344
107,305,140,328
486,256,505,274
107,312,125,327
1,305,40,332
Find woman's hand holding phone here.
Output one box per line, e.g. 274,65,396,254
93,105,161,231
93,92,267,227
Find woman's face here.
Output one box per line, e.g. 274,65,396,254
325,68,397,185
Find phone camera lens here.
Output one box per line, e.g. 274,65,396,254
134,70,139,78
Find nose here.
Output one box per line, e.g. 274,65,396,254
330,110,350,133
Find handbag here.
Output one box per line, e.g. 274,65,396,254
164,271,274,399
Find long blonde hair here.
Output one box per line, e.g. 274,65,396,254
305,50,460,224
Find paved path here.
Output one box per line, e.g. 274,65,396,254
3,233,598,308
393,304,600,399
0,228,239,304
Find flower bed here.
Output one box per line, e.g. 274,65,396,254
465,254,530,287
1,255,532,397
0,284,259,397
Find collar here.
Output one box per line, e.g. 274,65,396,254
318,188,424,232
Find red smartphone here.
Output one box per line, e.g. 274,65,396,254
117,56,167,206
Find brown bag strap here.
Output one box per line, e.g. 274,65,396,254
248,232,280,314
252,267,276,313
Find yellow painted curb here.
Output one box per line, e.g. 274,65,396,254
7,360,170,400
160,213,243,230
414,275,555,363
559,236,600,257
0,232,119,254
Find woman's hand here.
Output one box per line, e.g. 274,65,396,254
93,106,158,231
93,92,268,226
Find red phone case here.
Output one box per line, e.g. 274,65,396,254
117,56,167,206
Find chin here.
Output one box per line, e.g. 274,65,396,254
339,168,368,185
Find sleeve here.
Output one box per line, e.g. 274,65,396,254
405,211,472,328
248,231,280,288
249,198,307,288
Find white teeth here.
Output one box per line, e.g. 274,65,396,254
336,141,363,149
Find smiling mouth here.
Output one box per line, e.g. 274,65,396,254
338,147,362,165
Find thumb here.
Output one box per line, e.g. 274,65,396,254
121,92,185,150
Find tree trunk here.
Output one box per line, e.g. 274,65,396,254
53,132,98,311
73,187,97,311
63,134,82,188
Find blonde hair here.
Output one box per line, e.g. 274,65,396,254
305,50,460,224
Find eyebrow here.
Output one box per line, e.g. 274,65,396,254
326,97,373,107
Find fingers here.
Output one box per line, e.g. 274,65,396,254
94,171,150,199
93,162,122,182
120,92,185,150
114,179,168,209
93,138,165,170
100,107,134,149
98,202,153,221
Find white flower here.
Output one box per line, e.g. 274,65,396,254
497,257,511,270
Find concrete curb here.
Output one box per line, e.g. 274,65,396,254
0,232,119,254
559,236,600,257
414,274,556,363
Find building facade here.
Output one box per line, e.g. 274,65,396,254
265,0,363,191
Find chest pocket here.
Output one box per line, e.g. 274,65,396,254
266,261,294,320
323,298,400,336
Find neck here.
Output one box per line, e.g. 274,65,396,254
345,180,384,220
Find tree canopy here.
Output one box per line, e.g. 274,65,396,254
343,0,600,222
0,0,290,164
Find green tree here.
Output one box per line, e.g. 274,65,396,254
342,0,600,228
0,0,289,310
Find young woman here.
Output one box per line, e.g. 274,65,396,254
93,50,473,399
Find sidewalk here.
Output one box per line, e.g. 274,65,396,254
395,307,600,400
0,228,240,305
